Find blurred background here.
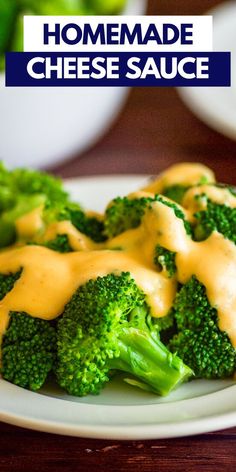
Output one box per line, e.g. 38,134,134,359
1,0,236,182
51,0,236,184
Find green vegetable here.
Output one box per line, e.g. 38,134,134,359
169,276,236,379
1,160,235,398
194,195,236,244
154,245,177,278
56,272,192,396
0,270,22,301
28,234,73,253
0,194,46,247
0,0,18,54
104,194,192,239
0,163,104,248
0,163,68,247
0,0,127,68
0,270,56,391
2,311,56,391
0,163,68,207
163,185,189,204
87,0,126,14
43,234,72,253
33,0,86,15
104,196,152,238
60,204,106,243
10,10,24,53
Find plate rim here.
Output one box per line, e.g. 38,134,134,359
1,381,236,439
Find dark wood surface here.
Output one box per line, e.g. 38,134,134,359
2,1,236,470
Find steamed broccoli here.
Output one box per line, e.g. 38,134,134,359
163,185,189,204
33,234,73,253
104,194,192,238
169,276,236,379
162,170,217,205
59,204,106,243
20,0,125,15
104,196,152,238
156,195,192,236
0,163,69,247
194,196,236,244
87,0,126,14
56,273,192,397
0,0,18,56
2,160,236,399
0,163,68,208
0,0,126,69
0,194,48,247
2,312,56,391
0,270,22,300
0,163,105,248
154,245,177,278
0,270,56,391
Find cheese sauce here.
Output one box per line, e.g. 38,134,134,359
42,221,101,251
1,162,236,355
15,205,44,239
0,244,176,348
142,162,215,194
183,185,236,213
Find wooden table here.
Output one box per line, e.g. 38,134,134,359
1,1,236,470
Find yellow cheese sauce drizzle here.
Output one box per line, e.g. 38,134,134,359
142,162,215,194
0,244,176,349
0,163,236,353
15,205,45,239
182,185,236,213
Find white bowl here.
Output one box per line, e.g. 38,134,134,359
178,1,236,141
0,0,146,169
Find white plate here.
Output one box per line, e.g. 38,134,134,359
178,1,236,140
1,175,236,440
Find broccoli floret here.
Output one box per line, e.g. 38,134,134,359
0,163,70,247
0,270,56,391
87,0,126,14
163,174,217,206
0,1,18,64
194,197,236,243
163,185,189,204
0,270,22,300
157,196,192,236
43,234,72,253
43,202,106,243
154,312,175,333
56,273,192,397
154,245,176,278
104,196,152,238
10,166,68,204
0,162,68,211
104,195,192,238
169,276,236,379
28,235,73,253
0,163,105,247
1,312,56,391
59,205,106,243
0,194,47,247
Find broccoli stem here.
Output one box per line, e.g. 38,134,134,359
109,327,193,396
